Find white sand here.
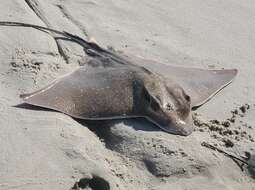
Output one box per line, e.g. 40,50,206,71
0,0,254,189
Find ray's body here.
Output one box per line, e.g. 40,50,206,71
0,21,237,135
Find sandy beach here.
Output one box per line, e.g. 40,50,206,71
0,0,254,189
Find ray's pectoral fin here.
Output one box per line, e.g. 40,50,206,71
172,68,238,108
19,77,74,115
19,69,88,118
133,58,238,108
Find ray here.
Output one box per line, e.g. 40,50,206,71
0,21,237,135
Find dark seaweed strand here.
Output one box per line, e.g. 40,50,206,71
201,142,249,165
0,21,132,65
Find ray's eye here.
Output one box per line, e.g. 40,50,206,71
184,94,191,102
142,87,160,111
181,89,190,103
151,98,160,111
155,95,162,103
143,88,151,103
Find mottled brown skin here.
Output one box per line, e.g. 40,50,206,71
21,57,193,135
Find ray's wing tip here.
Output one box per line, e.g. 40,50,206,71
226,68,238,80
227,68,238,76
232,68,238,76
220,68,237,74
212,68,238,79
227,68,238,80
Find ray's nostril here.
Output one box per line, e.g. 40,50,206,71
166,103,173,111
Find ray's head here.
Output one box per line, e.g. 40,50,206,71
142,79,194,136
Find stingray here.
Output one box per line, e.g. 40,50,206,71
0,22,237,135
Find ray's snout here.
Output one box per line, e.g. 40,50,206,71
161,114,194,136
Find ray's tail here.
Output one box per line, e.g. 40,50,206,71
0,21,129,64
